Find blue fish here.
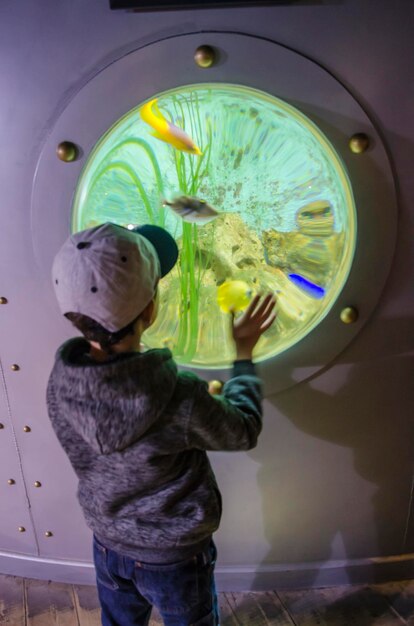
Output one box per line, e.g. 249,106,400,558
288,273,325,299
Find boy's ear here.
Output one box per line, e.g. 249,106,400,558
140,299,155,324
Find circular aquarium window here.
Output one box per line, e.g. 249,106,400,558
72,83,356,368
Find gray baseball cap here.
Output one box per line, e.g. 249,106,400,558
52,222,178,332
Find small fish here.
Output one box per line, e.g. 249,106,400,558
164,196,220,225
288,273,325,299
217,280,253,313
140,99,202,155
296,200,334,236
162,337,175,348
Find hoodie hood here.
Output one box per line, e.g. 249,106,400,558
49,338,178,454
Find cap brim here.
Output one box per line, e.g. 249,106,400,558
132,225,179,277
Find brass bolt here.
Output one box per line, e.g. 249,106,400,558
0,297,8,304
8,479,16,485
18,527,26,533
23,426,31,433
11,364,20,371
208,380,224,395
340,306,359,324
349,133,370,154
194,45,216,68
56,141,78,162
34,481,42,488
45,531,53,538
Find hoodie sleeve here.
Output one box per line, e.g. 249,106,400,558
185,360,263,451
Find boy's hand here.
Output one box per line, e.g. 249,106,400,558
231,293,277,361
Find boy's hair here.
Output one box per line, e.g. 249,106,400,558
65,312,138,354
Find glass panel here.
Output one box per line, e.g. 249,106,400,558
72,84,356,368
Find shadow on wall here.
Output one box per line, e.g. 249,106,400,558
243,119,414,589
248,313,414,589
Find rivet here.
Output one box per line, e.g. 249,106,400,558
0,297,8,304
34,481,42,488
340,306,359,324
0,423,4,429
208,380,224,395
56,141,79,162
23,426,31,433
8,479,16,485
45,531,53,538
11,364,20,371
349,133,370,154
18,527,26,533
194,45,216,68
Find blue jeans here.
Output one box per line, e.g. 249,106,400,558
93,535,220,625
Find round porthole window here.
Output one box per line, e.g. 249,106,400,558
72,84,356,368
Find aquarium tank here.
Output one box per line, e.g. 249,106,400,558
72,83,356,368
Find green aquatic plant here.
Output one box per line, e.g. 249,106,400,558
83,95,214,362
87,138,166,228
161,92,214,361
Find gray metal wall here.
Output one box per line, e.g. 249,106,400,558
0,0,413,589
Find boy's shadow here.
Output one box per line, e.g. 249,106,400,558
248,314,414,589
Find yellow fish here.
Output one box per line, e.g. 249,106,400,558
217,280,253,313
140,99,202,155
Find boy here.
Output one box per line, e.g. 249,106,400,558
47,222,276,626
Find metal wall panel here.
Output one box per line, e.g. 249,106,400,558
0,356,37,555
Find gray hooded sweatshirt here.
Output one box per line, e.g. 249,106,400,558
46,338,262,563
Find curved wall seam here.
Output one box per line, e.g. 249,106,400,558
403,470,414,552
0,356,40,556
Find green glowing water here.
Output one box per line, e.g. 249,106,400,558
72,84,356,368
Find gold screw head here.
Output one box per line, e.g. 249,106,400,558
45,531,53,537
0,297,8,304
18,526,26,533
8,479,16,485
56,141,78,162
11,364,20,371
23,426,31,433
208,380,224,395
340,306,358,324
349,133,370,154
34,481,42,488
194,45,216,68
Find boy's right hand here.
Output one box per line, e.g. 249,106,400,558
231,293,277,361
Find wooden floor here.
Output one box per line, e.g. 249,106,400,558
1,575,414,625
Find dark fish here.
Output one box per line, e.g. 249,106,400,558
164,196,219,225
